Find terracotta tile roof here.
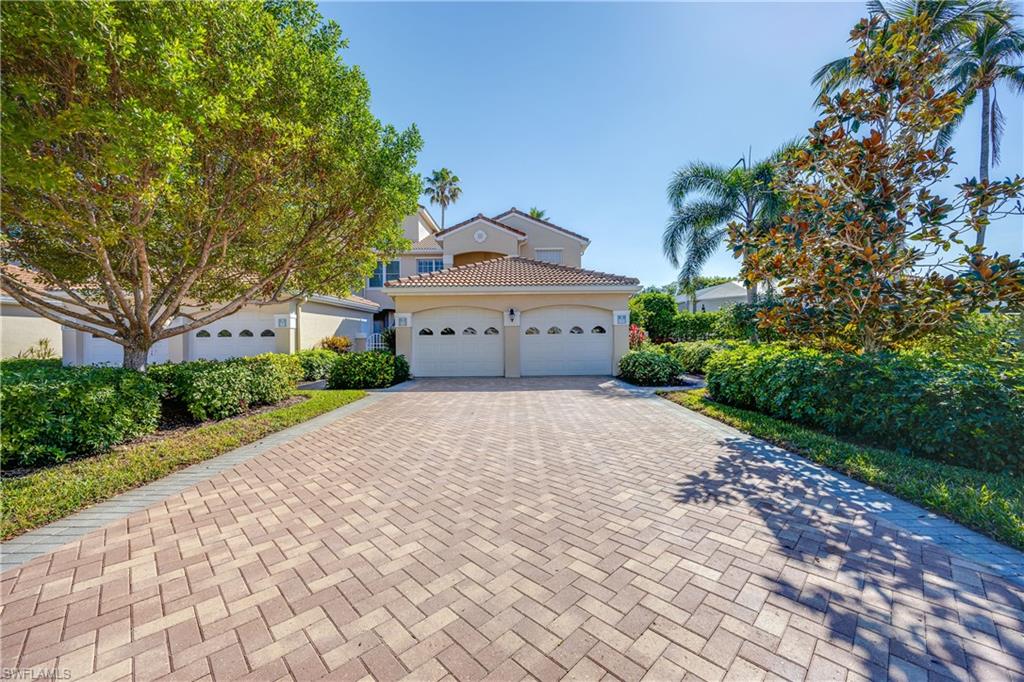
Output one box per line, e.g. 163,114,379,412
341,294,379,308
492,208,591,244
0,265,51,293
434,214,527,239
385,256,639,289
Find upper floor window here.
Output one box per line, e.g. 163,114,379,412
368,260,401,287
417,258,444,274
534,249,562,264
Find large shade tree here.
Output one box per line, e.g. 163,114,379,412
662,147,791,303
1,0,421,370
423,168,462,228
738,15,1024,352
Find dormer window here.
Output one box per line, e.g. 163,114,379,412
534,249,562,264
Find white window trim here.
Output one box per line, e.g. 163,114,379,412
416,258,445,274
534,248,564,264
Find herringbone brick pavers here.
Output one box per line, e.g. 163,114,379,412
2,378,1022,681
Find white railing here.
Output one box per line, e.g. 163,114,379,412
366,332,386,352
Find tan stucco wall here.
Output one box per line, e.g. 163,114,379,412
299,301,371,351
392,292,631,377
453,251,506,267
495,214,585,267
0,302,63,358
440,223,521,260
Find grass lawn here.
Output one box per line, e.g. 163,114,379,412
1,389,364,540
663,389,1024,551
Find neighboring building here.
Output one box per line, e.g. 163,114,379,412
676,280,748,312
384,210,640,377
0,266,63,359
1,266,379,366
357,206,442,333
61,294,379,366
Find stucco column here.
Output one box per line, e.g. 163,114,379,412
503,308,520,378
612,309,629,375
273,303,298,354
395,326,411,363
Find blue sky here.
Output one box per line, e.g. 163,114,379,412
320,1,1024,287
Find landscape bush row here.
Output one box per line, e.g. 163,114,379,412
705,343,1024,475
1,349,409,469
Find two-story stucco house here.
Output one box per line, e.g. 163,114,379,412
364,207,640,378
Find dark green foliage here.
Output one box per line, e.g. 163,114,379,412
393,354,410,384
618,350,684,386
666,389,1024,551
705,344,1024,474
381,327,397,354
629,293,679,340
711,300,782,341
251,353,303,384
150,357,293,421
1,364,161,467
326,351,408,389
661,341,737,374
670,312,723,341
296,349,337,381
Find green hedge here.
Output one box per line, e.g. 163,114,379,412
0,363,162,468
705,344,1024,474
326,351,410,389
619,349,683,386
296,349,337,381
150,356,293,421
670,312,724,341
661,340,736,374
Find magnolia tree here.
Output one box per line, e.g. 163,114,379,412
732,16,1024,352
0,0,421,369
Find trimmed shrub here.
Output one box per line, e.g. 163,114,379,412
661,340,736,374
618,349,684,386
629,293,678,340
705,344,1024,474
0,364,161,468
150,357,292,421
327,351,408,389
670,312,723,341
318,335,352,354
712,300,783,342
252,353,303,384
296,349,337,381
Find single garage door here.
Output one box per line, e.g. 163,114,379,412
412,307,504,377
192,311,278,361
521,306,613,376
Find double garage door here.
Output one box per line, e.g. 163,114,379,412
411,306,612,377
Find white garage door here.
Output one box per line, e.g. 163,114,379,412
192,311,278,361
521,307,613,376
83,336,169,366
412,307,504,377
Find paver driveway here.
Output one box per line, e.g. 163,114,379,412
2,378,1023,681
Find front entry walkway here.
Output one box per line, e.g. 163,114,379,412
2,378,1022,680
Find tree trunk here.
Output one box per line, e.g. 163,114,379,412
976,87,991,248
122,345,150,372
441,204,446,229
746,282,757,305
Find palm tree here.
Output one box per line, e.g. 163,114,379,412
662,148,790,304
812,0,997,91
946,12,1024,246
528,207,548,220
812,1,1022,248
424,168,462,228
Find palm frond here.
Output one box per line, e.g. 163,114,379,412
666,162,739,209
662,200,734,267
811,56,858,92
678,224,728,285
991,88,1004,165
